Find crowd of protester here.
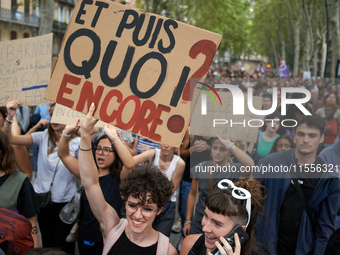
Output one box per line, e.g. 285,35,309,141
0,68,339,255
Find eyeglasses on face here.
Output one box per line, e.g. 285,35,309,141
217,179,252,227
126,202,158,217
94,146,114,156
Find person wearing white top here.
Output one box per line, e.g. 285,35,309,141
130,145,185,237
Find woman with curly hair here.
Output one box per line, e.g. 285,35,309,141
126,143,185,237
180,178,267,255
58,119,135,255
78,104,177,255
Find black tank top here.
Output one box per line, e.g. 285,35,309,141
188,234,206,255
107,230,158,255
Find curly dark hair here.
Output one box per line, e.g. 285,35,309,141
119,165,173,209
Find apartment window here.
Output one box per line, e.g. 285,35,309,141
59,6,64,22
24,32,29,38
11,31,17,40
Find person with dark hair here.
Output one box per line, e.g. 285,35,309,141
262,94,272,110
180,178,266,255
254,82,268,97
323,102,339,147
77,103,177,255
315,92,340,120
255,115,340,255
183,137,254,237
127,144,185,237
0,131,40,250
247,111,281,164
269,135,295,154
58,121,134,255
0,105,33,179
6,100,79,254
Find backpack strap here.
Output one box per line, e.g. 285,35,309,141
102,219,128,255
0,171,27,210
156,231,169,255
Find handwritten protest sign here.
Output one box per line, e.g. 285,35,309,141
190,91,263,143
0,34,52,106
44,0,221,147
51,103,106,127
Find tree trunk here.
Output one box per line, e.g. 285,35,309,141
331,21,338,78
334,0,340,58
271,37,279,69
281,34,285,62
302,0,315,73
38,0,54,35
303,28,311,72
320,32,327,77
293,25,300,76
145,0,150,12
312,45,318,77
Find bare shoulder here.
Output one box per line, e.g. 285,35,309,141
180,234,202,255
177,157,185,168
169,242,178,255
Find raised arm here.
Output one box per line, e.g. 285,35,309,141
5,100,33,146
103,124,135,180
58,120,80,177
217,136,254,168
121,148,155,179
170,158,185,194
79,104,119,238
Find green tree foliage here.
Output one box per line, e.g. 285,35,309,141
136,0,252,58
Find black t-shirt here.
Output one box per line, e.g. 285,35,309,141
108,230,157,255
183,136,213,182
0,174,39,219
277,158,323,254
78,173,122,242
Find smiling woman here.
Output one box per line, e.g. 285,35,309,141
77,103,178,255
180,178,266,255
127,144,185,237
58,122,131,254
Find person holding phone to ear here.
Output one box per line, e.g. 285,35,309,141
180,178,267,255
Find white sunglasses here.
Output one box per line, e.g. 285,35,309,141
217,179,251,227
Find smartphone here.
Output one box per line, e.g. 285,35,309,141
210,225,249,255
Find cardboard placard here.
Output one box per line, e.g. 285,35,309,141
0,34,53,106
44,0,221,147
51,103,106,127
190,91,263,143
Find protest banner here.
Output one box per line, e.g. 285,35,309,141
44,0,222,147
51,103,106,127
0,34,52,106
190,91,263,143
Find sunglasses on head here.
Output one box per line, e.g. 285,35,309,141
217,179,251,227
